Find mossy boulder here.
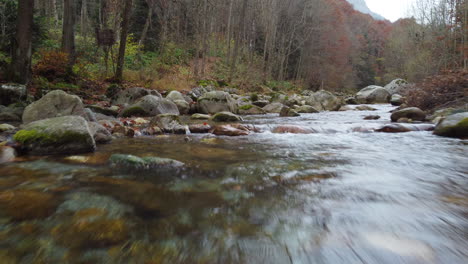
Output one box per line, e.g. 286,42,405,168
197,91,238,114
120,95,179,117
109,154,185,170
22,90,87,124
211,112,243,122
13,116,96,155
391,107,426,122
384,78,409,95
434,112,468,138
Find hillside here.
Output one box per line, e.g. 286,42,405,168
346,0,386,20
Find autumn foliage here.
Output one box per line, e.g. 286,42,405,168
33,51,70,81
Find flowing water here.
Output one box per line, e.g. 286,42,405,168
0,105,467,263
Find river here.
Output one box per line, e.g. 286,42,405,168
0,104,467,263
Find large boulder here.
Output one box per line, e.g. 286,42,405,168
173,100,190,115
166,91,186,102
150,114,188,134
13,116,96,155
22,90,87,124
384,79,409,95
197,91,238,114
120,95,179,117
356,85,391,104
263,103,285,113
112,87,161,106
305,90,342,111
391,107,426,122
0,84,27,106
434,112,468,138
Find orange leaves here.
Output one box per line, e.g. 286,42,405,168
33,50,70,81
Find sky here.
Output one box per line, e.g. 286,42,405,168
365,0,416,22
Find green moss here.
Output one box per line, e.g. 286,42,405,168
14,129,52,144
14,129,90,145
121,106,147,117
250,93,259,102
239,104,253,111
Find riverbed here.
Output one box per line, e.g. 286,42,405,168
0,105,467,263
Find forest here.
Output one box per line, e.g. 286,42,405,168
1,0,467,95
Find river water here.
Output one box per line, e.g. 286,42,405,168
0,105,467,263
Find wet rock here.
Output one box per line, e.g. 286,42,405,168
150,114,188,134
356,85,391,104
238,104,266,115
397,117,411,123
263,102,285,113
345,97,358,105
364,115,381,120
0,146,16,164
272,125,316,134
384,78,409,95
13,116,96,155
279,106,300,117
390,94,404,106
87,105,119,117
189,124,212,133
434,112,468,138
0,124,15,133
120,95,179,117
109,154,184,169
376,124,434,133
22,90,87,124
305,90,342,111
391,107,426,122
295,105,319,113
191,113,211,120
211,112,243,122
355,105,377,111
338,105,353,111
0,190,58,220
87,122,112,144
197,91,238,114
252,100,269,108
211,125,250,136
0,83,27,105
112,87,161,106
57,192,132,218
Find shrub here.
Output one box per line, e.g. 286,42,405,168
33,50,69,81
406,70,468,111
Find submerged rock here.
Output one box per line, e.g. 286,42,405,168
211,112,243,122
279,106,300,117
120,95,179,117
109,154,184,170
356,85,391,104
434,112,468,138
391,107,426,122
22,90,87,124
197,91,238,114
0,189,58,220
150,114,188,134
376,124,434,133
13,116,96,155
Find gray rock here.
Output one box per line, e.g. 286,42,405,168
0,124,16,132
87,105,119,117
166,91,186,102
121,95,179,117
109,154,184,170
0,146,16,164
0,83,27,106
173,100,190,115
150,114,188,134
391,107,426,122
391,94,404,106
238,105,266,115
280,106,300,117
22,90,86,124
87,122,112,144
345,97,357,105
252,100,269,108
338,105,353,111
263,103,285,113
305,90,342,111
13,116,96,155
434,112,468,138
211,112,243,122
197,91,238,114
355,105,377,111
384,79,409,95
191,113,211,120
356,85,391,104
112,87,161,106
376,123,434,133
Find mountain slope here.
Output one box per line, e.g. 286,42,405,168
346,0,386,20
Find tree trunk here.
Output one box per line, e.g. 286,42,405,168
10,0,34,85
115,0,133,83
138,3,152,48
62,0,76,70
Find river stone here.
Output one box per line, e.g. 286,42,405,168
166,91,186,102
212,125,250,136
433,112,468,138
109,154,184,170
22,90,87,124
280,106,300,117
0,124,15,132
211,112,243,122
189,124,212,133
0,83,27,106
263,103,285,113
173,99,190,115
272,125,316,134
112,87,161,106
295,105,319,113
197,91,238,114
356,85,391,104
87,105,119,117
391,94,404,106
345,97,358,105
13,116,96,155
305,90,342,111
364,115,381,120
253,100,269,108
191,113,211,120
338,105,353,111
384,78,409,95
121,95,179,117
87,122,112,144
0,146,16,164
150,114,188,134
376,124,435,133
238,105,266,115
355,105,377,111
391,107,426,122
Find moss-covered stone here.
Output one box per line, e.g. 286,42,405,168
120,106,147,117
211,112,243,122
239,104,253,111
434,113,468,138
109,154,184,170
